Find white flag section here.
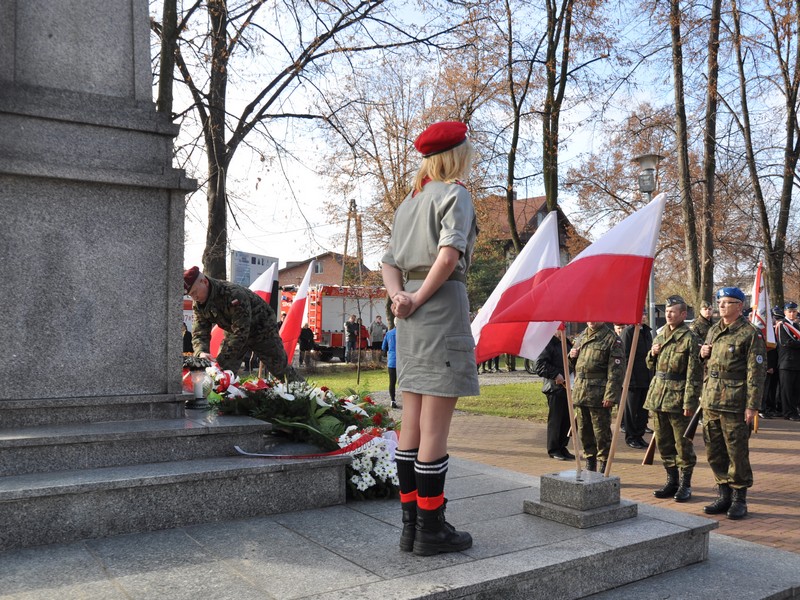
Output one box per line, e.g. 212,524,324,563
210,262,278,357
750,261,777,349
472,211,562,362
280,260,315,363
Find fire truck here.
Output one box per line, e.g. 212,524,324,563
280,285,388,362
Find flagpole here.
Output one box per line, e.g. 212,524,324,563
604,323,640,477
560,330,583,477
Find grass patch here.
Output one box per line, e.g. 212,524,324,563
306,366,549,422
458,383,548,421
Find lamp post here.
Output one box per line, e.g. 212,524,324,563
632,153,664,329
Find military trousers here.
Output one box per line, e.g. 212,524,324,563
652,410,696,470
703,408,753,489
219,330,299,382
575,405,612,461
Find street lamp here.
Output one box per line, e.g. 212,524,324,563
632,153,665,329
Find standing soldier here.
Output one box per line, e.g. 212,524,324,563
691,300,714,341
699,287,766,519
568,322,625,473
644,296,703,502
777,301,800,421
184,267,300,382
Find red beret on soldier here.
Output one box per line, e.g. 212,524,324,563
183,266,200,294
414,121,468,157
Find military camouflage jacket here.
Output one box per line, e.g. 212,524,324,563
568,324,625,407
700,316,766,413
644,323,702,414
192,277,278,364
690,315,712,342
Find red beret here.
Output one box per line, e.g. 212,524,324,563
414,121,468,157
184,266,200,293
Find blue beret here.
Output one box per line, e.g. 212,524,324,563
715,287,745,302
786,301,798,310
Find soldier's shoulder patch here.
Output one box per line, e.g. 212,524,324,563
614,338,622,345
756,355,764,364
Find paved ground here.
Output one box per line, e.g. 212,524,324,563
441,370,800,554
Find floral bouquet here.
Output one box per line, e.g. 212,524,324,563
204,366,399,499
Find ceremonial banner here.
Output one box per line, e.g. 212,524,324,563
210,262,278,357
493,193,667,325
750,261,777,349
472,211,561,362
280,260,315,363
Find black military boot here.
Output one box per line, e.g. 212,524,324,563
653,466,679,498
703,483,733,514
413,504,472,556
585,457,597,472
597,460,607,475
727,487,748,520
673,469,693,502
399,501,416,552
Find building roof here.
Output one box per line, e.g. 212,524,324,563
280,251,371,275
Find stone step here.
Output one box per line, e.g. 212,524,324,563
0,394,184,428
0,454,349,551
0,414,272,476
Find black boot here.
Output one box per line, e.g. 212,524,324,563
413,503,472,556
399,501,416,552
653,467,679,498
597,460,607,475
585,457,597,472
673,469,693,502
727,487,748,520
704,483,733,514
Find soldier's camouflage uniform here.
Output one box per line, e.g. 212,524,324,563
701,316,766,489
644,323,702,470
569,323,625,462
690,315,713,343
192,276,299,381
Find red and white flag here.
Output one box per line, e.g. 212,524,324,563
750,261,777,349
280,260,315,363
471,211,562,362
210,262,278,357
493,193,666,325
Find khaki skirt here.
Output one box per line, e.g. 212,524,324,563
396,279,480,397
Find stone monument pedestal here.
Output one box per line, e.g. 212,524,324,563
524,469,637,528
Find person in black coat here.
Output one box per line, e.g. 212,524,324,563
535,333,575,460
778,301,800,421
621,312,653,449
299,323,316,367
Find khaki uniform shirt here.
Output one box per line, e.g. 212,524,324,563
700,316,766,413
569,324,625,407
644,323,702,413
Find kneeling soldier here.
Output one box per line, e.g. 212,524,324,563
644,295,702,501
699,287,766,519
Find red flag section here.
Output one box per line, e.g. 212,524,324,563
471,211,562,362
280,260,315,363
493,193,666,326
209,263,278,357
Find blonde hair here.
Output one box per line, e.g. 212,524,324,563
413,139,474,193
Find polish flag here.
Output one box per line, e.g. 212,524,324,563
493,193,666,325
750,261,777,349
209,263,278,357
280,260,315,363
471,211,562,362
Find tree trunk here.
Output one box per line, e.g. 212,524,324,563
699,0,720,305
669,0,700,300
156,0,177,114
202,0,230,280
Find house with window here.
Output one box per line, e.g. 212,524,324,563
278,252,372,287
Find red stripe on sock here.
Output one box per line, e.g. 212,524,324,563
417,493,444,510
399,490,417,503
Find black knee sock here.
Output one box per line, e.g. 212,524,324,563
415,454,448,510
395,448,418,500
